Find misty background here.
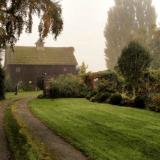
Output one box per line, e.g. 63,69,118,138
16,0,160,71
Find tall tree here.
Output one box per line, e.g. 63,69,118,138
104,0,156,69
149,27,160,69
0,0,63,49
118,41,151,96
78,62,88,76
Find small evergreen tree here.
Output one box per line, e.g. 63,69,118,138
118,41,151,96
0,66,5,99
78,62,88,76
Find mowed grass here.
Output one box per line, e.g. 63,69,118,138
6,91,42,100
29,98,160,160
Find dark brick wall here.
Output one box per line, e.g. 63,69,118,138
6,64,77,87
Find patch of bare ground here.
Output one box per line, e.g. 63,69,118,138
13,98,88,160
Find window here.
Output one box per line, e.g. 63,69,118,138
16,67,21,73
64,67,67,72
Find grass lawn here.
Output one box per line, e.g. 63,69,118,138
6,91,42,100
29,98,160,160
0,92,41,106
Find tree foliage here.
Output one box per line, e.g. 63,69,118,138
143,69,160,94
131,26,160,69
104,0,156,69
96,70,123,94
118,41,151,95
0,0,63,48
78,61,88,75
149,28,160,69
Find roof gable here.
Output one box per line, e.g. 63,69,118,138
6,46,78,66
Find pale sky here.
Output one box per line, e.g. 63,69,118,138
17,0,160,72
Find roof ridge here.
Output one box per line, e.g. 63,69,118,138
14,46,74,49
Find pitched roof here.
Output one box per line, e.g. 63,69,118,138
6,46,78,65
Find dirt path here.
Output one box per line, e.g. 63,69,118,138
14,98,88,160
0,101,11,160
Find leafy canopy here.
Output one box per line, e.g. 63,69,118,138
0,0,63,48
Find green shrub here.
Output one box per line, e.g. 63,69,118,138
37,94,44,99
81,72,93,89
90,96,97,102
109,93,122,105
91,92,111,103
96,71,123,94
96,79,115,93
16,81,35,91
49,85,60,98
5,75,15,92
49,74,88,98
86,90,97,100
142,70,160,94
121,96,134,107
22,84,35,91
149,105,160,112
134,96,146,109
147,94,160,112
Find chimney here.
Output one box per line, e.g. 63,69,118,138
35,39,45,50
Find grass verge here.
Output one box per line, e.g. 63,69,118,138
4,103,53,160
